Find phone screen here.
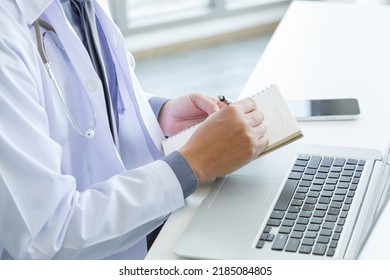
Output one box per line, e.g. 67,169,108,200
287,98,360,121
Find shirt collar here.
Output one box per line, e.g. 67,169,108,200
14,0,54,24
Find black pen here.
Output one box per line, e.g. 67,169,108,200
217,95,234,105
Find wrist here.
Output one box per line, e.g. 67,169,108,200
178,147,208,182
161,151,198,198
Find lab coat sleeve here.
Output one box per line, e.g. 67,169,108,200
0,54,185,260
148,96,169,118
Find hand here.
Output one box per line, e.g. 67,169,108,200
179,97,268,182
158,93,224,136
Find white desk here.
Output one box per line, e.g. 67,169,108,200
146,1,390,259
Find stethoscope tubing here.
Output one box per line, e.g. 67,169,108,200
33,20,96,139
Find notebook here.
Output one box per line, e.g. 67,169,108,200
162,85,303,157
173,142,390,259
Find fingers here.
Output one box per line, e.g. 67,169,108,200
254,123,269,156
236,106,267,153
231,97,258,114
246,109,265,128
254,121,267,140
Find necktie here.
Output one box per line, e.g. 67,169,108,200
70,0,119,147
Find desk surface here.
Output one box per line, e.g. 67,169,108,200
146,1,390,259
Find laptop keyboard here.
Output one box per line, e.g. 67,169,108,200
256,154,365,257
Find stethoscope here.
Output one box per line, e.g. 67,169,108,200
33,20,96,139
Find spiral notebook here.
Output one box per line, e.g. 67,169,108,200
162,85,303,157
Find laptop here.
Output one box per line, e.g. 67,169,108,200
173,142,390,259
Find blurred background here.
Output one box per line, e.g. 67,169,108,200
108,0,363,100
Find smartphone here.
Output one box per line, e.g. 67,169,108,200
287,98,360,121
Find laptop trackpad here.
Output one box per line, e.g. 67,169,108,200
205,175,277,213
174,174,279,259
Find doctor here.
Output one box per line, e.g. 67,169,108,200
0,0,268,259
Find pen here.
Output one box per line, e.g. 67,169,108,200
217,95,234,105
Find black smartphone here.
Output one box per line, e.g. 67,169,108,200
287,98,360,121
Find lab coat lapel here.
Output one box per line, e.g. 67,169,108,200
93,2,166,156
40,1,126,181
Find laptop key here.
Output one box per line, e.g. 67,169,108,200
342,204,350,211
358,160,366,166
344,164,356,171
289,171,303,180
270,210,285,220
323,184,336,191
267,218,281,227
299,245,312,254
282,219,295,227
302,204,315,211
279,226,292,234
260,233,269,240
316,203,328,211
307,224,320,231
329,240,338,249
271,234,288,250
302,237,315,246
263,225,272,233
297,154,311,161
319,197,331,204
273,179,300,211
327,248,336,257
285,238,301,252
320,228,332,236
317,236,330,244
347,159,358,165
318,166,330,173
313,243,327,255
330,202,342,209
308,156,322,169
291,231,303,239
322,222,335,229
332,233,341,241
288,206,301,213
296,217,309,225
305,231,317,239
291,199,304,206
294,224,306,232
334,226,343,233
321,157,334,167
313,210,325,217
345,197,353,204
266,234,275,241
340,211,348,219
292,165,305,172
285,212,298,220
333,158,346,167
325,217,337,224
256,240,265,249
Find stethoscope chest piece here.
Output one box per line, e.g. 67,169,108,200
85,129,95,138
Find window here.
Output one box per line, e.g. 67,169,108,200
225,0,282,9
110,0,290,35
128,0,210,27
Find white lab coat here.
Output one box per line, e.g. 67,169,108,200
0,0,185,259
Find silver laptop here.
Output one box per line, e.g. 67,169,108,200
174,142,390,259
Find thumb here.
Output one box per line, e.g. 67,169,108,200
190,94,220,115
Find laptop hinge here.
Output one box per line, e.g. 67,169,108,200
374,145,390,214
350,145,390,258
